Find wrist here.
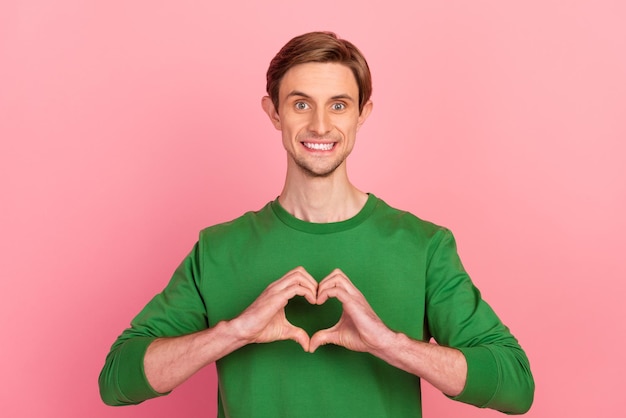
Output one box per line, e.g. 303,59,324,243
369,328,404,359
219,317,256,349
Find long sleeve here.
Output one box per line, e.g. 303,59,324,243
425,229,534,414
98,242,208,406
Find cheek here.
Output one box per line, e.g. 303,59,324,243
284,119,310,137
278,111,299,129
338,121,359,137
281,129,299,148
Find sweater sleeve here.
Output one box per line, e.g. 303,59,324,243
98,241,209,406
424,229,534,414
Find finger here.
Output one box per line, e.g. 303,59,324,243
246,282,314,320
318,269,357,295
260,282,316,310
282,281,317,305
320,268,354,284
287,267,320,303
275,267,319,294
316,270,344,304
316,282,354,305
288,266,318,286
261,271,317,305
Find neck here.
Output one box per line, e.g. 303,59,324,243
279,164,367,223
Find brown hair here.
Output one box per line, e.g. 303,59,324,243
266,31,372,114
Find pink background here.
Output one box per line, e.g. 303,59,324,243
2,1,625,417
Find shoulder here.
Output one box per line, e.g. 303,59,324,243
370,195,450,241
198,201,275,244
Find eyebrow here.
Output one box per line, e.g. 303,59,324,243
286,90,356,102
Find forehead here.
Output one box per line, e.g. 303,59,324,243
279,62,358,99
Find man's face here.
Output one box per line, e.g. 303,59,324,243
263,62,372,178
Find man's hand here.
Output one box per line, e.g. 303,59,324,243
308,269,395,354
144,267,318,393
230,266,318,351
306,269,467,396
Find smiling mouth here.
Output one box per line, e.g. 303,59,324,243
302,142,335,151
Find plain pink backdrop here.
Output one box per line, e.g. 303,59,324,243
2,1,625,417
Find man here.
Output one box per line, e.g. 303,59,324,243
99,32,534,417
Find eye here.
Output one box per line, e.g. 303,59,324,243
331,103,346,111
295,101,309,110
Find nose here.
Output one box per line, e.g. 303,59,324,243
308,108,331,135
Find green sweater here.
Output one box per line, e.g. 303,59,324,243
99,194,534,416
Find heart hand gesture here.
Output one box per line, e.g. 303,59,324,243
233,267,392,356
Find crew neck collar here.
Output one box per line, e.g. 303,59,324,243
271,193,378,234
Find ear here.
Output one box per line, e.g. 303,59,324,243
356,100,373,132
261,96,281,131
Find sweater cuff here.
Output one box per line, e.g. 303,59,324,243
117,336,168,402
451,346,499,407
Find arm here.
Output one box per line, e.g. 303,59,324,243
424,229,534,413
309,228,534,414
143,266,317,394
309,270,467,397
99,248,317,405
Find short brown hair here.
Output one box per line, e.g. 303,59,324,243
266,31,372,114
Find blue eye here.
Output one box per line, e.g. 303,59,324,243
295,102,309,110
332,103,346,111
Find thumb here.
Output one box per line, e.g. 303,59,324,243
309,328,337,353
284,324,311,352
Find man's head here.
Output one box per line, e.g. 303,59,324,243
266,32,372,115
262,32,374,179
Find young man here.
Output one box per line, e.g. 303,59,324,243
99,32,534,417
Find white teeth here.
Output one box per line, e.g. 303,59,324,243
303,142,334,151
